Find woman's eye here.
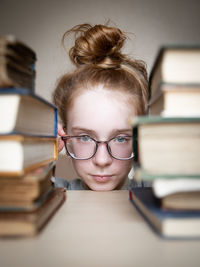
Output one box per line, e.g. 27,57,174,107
114,136,128,143
79,135,92,142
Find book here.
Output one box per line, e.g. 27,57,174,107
0,35,36,61
158,191,200,211
149,45,200,100
0,187,66,237
131,116,200,176
0,135,58,176
0,35,36,92
134,167,200,181
0,187,55,212
0,56,35,91
0,162,55,210
153,178,200,198
0,88,57,136
148,84,200,117
129,186,200,239
152,178,200,211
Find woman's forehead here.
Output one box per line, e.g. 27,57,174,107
69,87,135,114
66,87,135,137
69,85,135,108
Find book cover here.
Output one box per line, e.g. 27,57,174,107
0,88,57,137
130,115,200,126
129,186,200,239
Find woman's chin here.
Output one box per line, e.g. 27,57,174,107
86,181,116,191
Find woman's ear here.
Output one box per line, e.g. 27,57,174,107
57,123,66,154
58,123,66,136
63,125,67,133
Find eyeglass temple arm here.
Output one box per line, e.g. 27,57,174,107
61,135,70,140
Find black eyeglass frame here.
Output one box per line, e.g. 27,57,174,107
61,135,134,160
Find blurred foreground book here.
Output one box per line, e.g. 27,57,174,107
131,116,200,176
0,187,66,237
129,185,200,239
0,35,36,92
148,45,200,117
152,178,200,211
0,135,57,177
0,88,57,136
0,163,55,211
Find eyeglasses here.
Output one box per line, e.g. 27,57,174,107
61,135,134,160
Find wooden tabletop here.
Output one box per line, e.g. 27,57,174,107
0,190,200,267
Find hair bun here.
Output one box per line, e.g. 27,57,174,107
63,23,126,69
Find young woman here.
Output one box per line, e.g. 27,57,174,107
52,23,148,190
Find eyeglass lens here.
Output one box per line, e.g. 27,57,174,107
65,136,133,160
67,136,96,159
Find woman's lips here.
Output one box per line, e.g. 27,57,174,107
92,175,112,183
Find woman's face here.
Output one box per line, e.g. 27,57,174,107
66,86,135,191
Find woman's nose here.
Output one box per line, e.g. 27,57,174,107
92,143,113,166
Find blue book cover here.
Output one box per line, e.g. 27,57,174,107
129,186,200,239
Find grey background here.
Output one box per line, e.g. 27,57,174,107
1,0,200,179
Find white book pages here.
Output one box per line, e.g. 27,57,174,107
153,178,200,198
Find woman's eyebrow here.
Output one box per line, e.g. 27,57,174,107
110,129,132,135
71,127,96,135
71,127,132,135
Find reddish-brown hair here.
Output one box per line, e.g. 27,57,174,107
52,23,148,129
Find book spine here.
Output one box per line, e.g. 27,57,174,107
54,108,58,137
132,125,139,164
134,168,200,181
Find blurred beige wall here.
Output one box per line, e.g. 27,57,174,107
1,0,200,180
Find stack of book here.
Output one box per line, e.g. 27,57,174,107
0,35,66,237
129,45,200,239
